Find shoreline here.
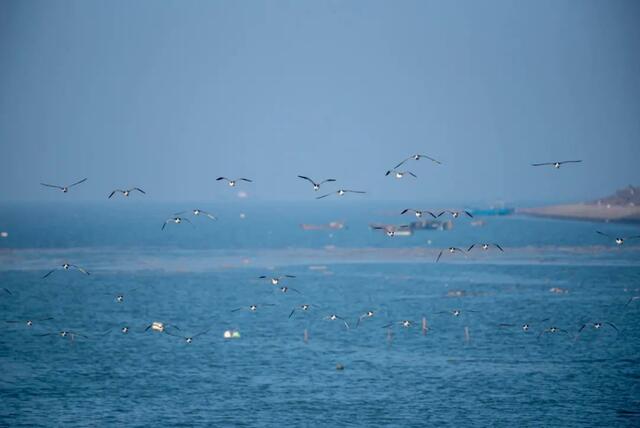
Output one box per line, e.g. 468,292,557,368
517,203,640,224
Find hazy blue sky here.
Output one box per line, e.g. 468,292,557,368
1,1,639,204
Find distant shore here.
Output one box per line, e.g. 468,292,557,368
517,203,640,223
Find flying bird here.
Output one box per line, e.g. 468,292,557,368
108,188,145,198
40,178,87,193
316,189,366,199
435,247,467,263
324,314,350,329
467,243,504,252
43,263,90,279
166,329,210,344
258,275,296,285
531,160,582,168
297,176,336,191
400,209,437,219
596,231,640,246
382,320,413,329
161,217,194,230
37,330,87,340
356,311,375,328
371,224,410,237
216,177,252,187
175,209,217,221
231,304,275,313
538,326,569,338
277,286,301,294
394,154,442,169
385,170,417,179
577,321,619,336
6,317,54,327
288,303,321,318
437,210,473,219
436,309,478,317
498,318,549,333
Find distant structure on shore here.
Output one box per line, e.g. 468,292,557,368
518,185,640,223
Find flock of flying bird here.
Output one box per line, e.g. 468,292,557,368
3,154,638,345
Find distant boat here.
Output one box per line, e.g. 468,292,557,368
300,221,346,231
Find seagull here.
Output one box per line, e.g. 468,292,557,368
231,304,275,313
144,321,180,333
385,170,417,179
175,209,217,220
394,154,442,169
37,330,87,340
161,216,194,230
108,188,145,198
400,209,437,219
435,247,467,263
324,314,350,329
288,303,321,318
166,329,210,344
6,317,54,327
99,325,132,335
43,263,90,279
316,189,366,199
467,243,504,252
382,320,413,329
371,224,410,237
297,176,337,191
40,178,87,193
277,286,301,294
436,309,478,317
531,160,582,168
355,311,375,328
2,288,12,296
499,319,549,333
437,210,473,219
216,177,252,187
577,321,619,337
258,275,296,286
538,326,569,338
596,231,640,246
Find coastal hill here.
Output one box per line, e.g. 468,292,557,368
518,186,640,223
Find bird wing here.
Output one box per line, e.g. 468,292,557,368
344,190,366,194
70,265,90,275
400,209,411,214
42,269,56,279
288,309,296,319
436,251,443,263
558,160,582,165
316,193,332,199
239,178,253,182
425,211,437,218
40,183,64,190
494,244,504,252
201,211,217,220
69,178,88,187
418,154,442,164
393,157,411,169
385,170,392,176
108,190,120,198
3,287,12,295
407,171,418,178
319,178,336,184
436,211,445,217
132,188,146,194
605,322,619,333
531,162,553,167
284,275,296,278
467,244,475,252
596,231,612,238
216,177,228,181
297,175,316,186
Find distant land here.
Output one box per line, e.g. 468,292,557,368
518,186,640,223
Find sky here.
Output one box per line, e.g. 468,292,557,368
0,0,639,205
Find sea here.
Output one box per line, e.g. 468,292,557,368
0,201,639,427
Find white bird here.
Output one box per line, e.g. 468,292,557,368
161,217,194,230
394,154,442,169
37,330,87,340
166,329,210,344
382,320,413,329
216,177,252,187
6,317,54,328
316,189,366,199
356,311,375,328
467,243,504,252
108,188,145,198
288,303,321,318
231,304,275,313
40,178,87,193
435,247,466,263
437,210,473,219
324,314,350,329
596,231,640,246
297,176,336,191
400,209,437,219
576,321,618,338
537,326,569,338
43,263,90,279
531,160,582,168
175,209,217,221
385,170,417,179
371,224,410,237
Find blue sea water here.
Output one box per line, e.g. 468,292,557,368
1,202,639,427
